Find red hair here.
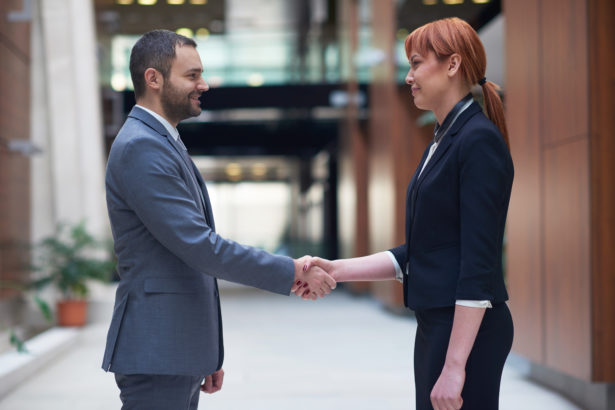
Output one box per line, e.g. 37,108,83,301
405,17,509,149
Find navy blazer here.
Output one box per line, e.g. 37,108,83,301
390,101,513,310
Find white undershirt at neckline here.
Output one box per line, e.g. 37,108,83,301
136,105,180,142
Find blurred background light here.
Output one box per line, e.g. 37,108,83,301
196,27,210,39
251,163,267,179
206,75,223,88
247,73,265,87
225,163,242,181
111,73,128,91
176,27,194,37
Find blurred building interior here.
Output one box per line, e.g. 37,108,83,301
1,0,614,408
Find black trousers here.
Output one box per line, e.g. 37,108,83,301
115,373,204,410
414,303,513,410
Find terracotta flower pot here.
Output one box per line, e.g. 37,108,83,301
56,299,88,327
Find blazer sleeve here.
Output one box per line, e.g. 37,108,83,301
114,136,294,295
388,244,407,272
456,128,512,300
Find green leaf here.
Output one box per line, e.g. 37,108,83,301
34,295,53,322
9,329,28,353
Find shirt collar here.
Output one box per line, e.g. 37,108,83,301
136,105,180,141
433,93,473,144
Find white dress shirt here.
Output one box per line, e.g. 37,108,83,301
136,105,181,143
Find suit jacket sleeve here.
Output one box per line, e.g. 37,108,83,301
456,128,511,300
113,136,294,295
389,244,407,272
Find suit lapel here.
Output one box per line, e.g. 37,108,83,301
129,106,214,228
415,102,482,187
191,162,216,231
405,102,482,247
405,144,431,253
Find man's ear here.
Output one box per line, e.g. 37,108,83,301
144,68,163,91
447,53,462,77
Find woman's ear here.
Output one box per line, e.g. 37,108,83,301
144,68,162,91
447,53,462,77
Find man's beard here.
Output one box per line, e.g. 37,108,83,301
160,80,201,124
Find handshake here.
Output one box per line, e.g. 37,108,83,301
291,255,336,300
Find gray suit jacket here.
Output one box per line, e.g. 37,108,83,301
102,106,294,376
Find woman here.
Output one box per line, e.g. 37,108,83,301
301,17,514,410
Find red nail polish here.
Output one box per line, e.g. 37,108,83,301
296,281,302,285
302,283,308,288
303,264,307,272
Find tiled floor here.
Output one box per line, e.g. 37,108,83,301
0,284,582,410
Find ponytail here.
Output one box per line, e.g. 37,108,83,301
480,80,510,150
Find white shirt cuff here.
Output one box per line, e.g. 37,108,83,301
456,300,492,308
385,251,404,283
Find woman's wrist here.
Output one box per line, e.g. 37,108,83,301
330,259,343,282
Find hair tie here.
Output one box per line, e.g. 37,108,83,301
478,77,487,86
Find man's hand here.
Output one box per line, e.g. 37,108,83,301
201,369,224,394
292,256,336,300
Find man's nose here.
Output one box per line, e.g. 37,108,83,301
198,78,209,92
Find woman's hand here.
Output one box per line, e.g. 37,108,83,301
430,364,465,410
293,257,338,299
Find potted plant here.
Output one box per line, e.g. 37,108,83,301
29,221,116,327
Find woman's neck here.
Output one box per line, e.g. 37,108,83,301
433,87,470,125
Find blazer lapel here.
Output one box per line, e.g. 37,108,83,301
405,144,432,252
415,102,482,185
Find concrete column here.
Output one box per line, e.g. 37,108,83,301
30,0,108,242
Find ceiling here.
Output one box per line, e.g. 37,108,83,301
94,0,226,35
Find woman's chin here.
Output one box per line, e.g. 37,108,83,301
412,98,427,111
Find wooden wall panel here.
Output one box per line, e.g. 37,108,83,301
543,138,591,379
367,0,402,306
589,0,615,382
540,0,588,146
503,0,544,362
0,0,31,299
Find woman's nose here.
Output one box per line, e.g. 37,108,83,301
405,71,413,85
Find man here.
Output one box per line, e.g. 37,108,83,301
102,30,335,409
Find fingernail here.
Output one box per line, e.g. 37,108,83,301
303,264,307,272
296,281,302,285
303,283,308,288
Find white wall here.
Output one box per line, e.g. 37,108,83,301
30,0,108,242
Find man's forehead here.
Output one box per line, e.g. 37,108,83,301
172,45,202,69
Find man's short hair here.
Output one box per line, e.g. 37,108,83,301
129,30,197,99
